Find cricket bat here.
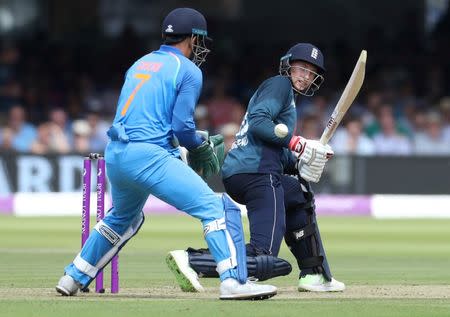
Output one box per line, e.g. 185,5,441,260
320,50,367,145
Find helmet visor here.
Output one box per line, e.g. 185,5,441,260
279,58,324,96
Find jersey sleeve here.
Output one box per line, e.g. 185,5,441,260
172,64,204,150
247,76,293,147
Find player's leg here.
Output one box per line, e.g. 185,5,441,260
282,175,345,292
57,189,146,295
149,154,276,299
177,173,292,282
56,142,149,295
224,173,287,256
182,247,292,281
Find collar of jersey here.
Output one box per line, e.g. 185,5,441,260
160,45,183,56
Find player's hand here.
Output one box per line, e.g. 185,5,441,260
196,131,225,166
188,133,225,179
291,136,333,183
289,136,334,166
298,162,325,183
209,134,225,167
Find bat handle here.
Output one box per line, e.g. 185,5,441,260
319,133,328,145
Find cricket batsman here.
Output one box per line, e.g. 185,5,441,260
168,43,345,292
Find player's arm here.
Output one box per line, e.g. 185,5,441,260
172,67,204,150
172,66,224,179
281,148,297,175
247,77,293,147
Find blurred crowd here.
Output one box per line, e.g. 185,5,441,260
1,11,449,156
198,89,450,156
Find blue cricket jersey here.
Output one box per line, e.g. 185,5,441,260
222,75,298,178
110,45,203,153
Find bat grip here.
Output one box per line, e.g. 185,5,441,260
319,133,329,145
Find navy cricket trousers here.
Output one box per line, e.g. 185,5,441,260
223,173,286,256
224,172,332,278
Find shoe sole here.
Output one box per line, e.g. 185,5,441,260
166,252,203,293
298,285,345,292
55,285,71,296
220,291,277,300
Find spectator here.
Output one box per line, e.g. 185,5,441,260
373,105,412,155
30,123,52,154
48,108,73,148
410,109,428,139
86,111,109,152
72,119,92,154
331,115,375,156
414,111,450,155
297,115,321,139
361,91,384,137
366,104,410,138
30,121,71,154
298,94,332,129
0,105,37,152
397,101,419,138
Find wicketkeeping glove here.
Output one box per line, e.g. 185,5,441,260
209,134,225,167
188,134,225,179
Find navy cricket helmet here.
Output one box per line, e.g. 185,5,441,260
162,8,211,67
279,43,325,96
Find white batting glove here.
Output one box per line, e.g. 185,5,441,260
289,136,334,166
298,162,325,183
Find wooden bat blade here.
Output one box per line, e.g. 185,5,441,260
320,50,367,145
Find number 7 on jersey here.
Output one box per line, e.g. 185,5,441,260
121,73,151,116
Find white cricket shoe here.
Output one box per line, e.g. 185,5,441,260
56,275,81,296
298,274,345,292
219,278,277,300
166,250,205,292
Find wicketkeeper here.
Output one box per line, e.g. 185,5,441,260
56,7,277,300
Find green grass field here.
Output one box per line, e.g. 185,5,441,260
1,215,449,317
